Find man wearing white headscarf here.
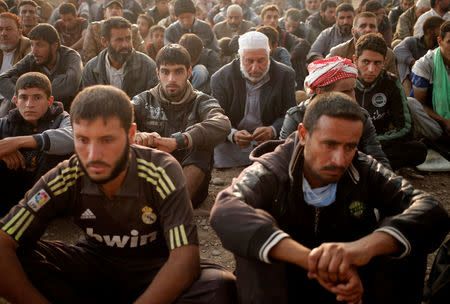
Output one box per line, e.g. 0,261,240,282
211,31,296,168
280,56,391,169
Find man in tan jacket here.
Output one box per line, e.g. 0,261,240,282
82,0,145,63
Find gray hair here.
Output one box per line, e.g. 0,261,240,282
416,0,431,10
227,4,242,16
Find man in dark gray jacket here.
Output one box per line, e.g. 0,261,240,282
0,24,82,110
82,17,158,98
132,44,230,208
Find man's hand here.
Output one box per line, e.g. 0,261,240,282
153,137,178,153
134,132,161,147
233,130,253,148
0,137,21,157
252,126,275,143
1,150,25,170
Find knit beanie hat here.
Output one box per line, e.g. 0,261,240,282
174,0,196,16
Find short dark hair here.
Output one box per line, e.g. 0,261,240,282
70,85,134,132
0,12,21,30
15,72,52,98
355,33,387,58
430,0,436,8
423,16,445,34
336,3,354,15
179,33,203,63
18,0,38,11
440,20,450,40
0,0,8,12
101,17,131,41
320,1,337,12
364,0,383,12
149,24,165,36
29,24,61,48
155,44,191,70
286,8,302,22
261,4,279,19
138,14,154,28
256,25,279,46
59,3,77,16
353,12,376,27
218,37,233,56
303,92,365,134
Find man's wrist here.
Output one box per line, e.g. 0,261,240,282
170,132,186,149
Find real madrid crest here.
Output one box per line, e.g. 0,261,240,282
348,201,365,218
142,206,157,224
372,93,387,107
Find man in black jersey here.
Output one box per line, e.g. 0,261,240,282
0,85,236,303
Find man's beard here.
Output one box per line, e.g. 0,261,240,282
240,58,270,83
339,24,352,36
77,141,130,185
0,40,18,51
108,44,132,64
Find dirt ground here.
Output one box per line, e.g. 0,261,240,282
42,167,450,276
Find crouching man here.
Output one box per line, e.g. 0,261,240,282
0,72,73,216
0,85,236,303
210,93,449,304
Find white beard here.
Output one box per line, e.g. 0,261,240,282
240,59,270,83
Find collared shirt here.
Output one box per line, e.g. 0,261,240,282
0,49,15,74
307,24,353,61
414,8,450,36
105,53,126,90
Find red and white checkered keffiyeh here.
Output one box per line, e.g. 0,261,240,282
304,56,358,94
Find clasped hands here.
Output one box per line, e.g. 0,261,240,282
0,137,25,170
134,132,178,153
232,127,274,149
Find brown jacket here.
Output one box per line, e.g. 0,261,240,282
82,21,145,63
0,36,31,68
329,37,398,76
213,19,254,40
393,6,417,41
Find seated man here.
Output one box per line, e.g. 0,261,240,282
165,0,219,53
307,3,354,62
388,0,414,32
392,0,430,45
81,17,158,98
298,0,320,22
256,25,292,67
362,1,392,47
54,3,88,53
146,0,169,24
0,24,82,110
213,4,254,40
146,24,165,60
329,12,398,75
211,31,296,168
0,72,73,216
179,33,221,93
210,92,449,304
280,56,391,169
282,8,308,39
17,0,40,37
394,16,444,94
132,44,230,208
411,21,450,158
0,84,236,303
83,0,145,63
305,0,336,44
354,33,427,169
413,0,450,36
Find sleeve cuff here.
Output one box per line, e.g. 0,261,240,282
227,128,238,143
258,230,290,264
375,227,411,259
32,134,44,151
183,132,193,149
270,126,277,139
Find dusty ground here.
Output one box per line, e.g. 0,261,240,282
42,167,450,276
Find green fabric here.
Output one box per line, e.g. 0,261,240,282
432,48,450,119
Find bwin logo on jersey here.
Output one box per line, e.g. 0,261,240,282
86,228,157,248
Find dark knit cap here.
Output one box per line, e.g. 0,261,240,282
174,0,196,16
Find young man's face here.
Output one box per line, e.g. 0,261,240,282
31,38,58,67
150,30,165,49
400,0,414,11
105,27,133,64
104,3,123,19
14,87,53,126
355,49,385,84
336,10,354,35
285,17,300,34
227,11,243,29
74,116,135,184
156,0,169,14
261,10,279,28
0,17,21,52
157,63,192,99
61,13,78,30
321,7,336,24
374,8,385,25
19,4,39,27
137,17,150,37
352,16,377,40
317,78,357,101
438,32,450,62
240,48,269,83
300,115,363,188
178,12,195,29
305,0,320,12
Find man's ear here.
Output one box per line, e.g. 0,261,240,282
128,123,137,144
351,27,355,36
352,54,357,64
48,96,54,106
13,96,18,106
298,123,308,146
187,66,192,79
101,37,108,48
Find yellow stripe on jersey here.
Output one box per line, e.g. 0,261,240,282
7,210,30,235
174,226,181,248
50,171,84,196
47,166,79,186
1,208,26,232
137,158,176,191
179,224,188,245
169,228,175,250
15,214,35,241
137,164,172,196
137,171,167,199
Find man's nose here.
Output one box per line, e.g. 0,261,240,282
331,147,346,167
367,63,376,72
87,144,102,161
